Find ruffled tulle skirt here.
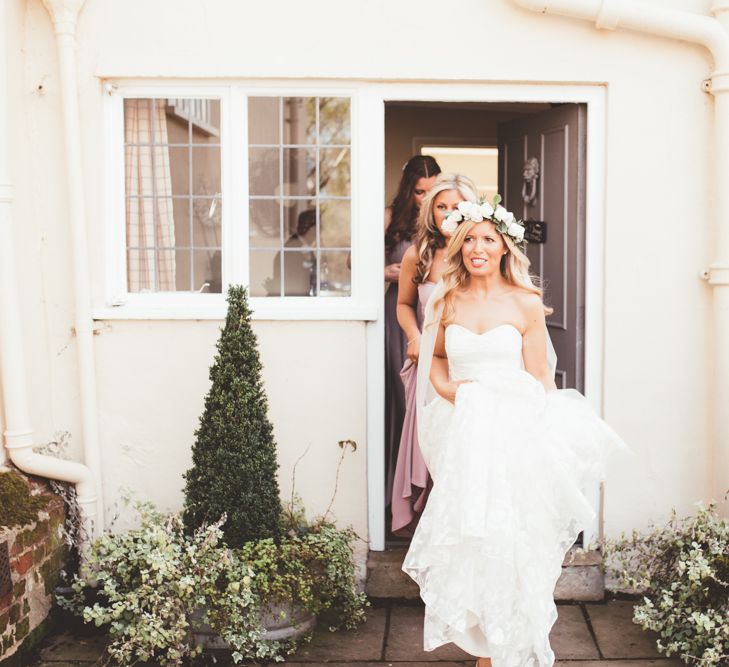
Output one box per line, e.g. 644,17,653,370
402,368,628,667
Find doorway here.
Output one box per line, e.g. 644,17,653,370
382,100,588,546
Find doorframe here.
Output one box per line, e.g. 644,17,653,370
365,82,607,551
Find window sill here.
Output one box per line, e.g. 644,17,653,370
92,297,379,321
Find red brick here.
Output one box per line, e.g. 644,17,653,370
10,551,33,576
10,540,23,557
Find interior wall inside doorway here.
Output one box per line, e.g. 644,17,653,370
384,102,551,203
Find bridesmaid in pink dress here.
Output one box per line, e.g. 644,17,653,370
391,173,480,537
384,156,441,510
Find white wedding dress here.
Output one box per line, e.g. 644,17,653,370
402,322,629,667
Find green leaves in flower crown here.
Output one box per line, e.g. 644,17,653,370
492,193,502,207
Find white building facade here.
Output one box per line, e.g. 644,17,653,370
1,0,727,561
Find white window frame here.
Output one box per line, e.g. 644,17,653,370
96,82,379,321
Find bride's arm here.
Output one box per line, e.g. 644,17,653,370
430,322,469,403
521,295,558,392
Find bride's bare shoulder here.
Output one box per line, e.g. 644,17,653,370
511,289,546,323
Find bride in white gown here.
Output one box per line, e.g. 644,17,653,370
402,197,630,667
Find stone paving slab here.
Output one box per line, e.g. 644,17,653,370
384,605,473,662
555,662,684,667
287,607,387,663
285,663,471,666
26,600,687,666
549,604,599,660
585,601,665,660
38,630,107,662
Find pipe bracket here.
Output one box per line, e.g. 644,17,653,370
700,262,729,285
596,0,620,30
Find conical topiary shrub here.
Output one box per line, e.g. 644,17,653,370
183,285,283,547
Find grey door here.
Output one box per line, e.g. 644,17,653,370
498,104,587,391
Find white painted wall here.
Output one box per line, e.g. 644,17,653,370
3,0,719,547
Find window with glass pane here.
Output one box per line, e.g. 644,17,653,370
248,97,351,297
123,98,222,293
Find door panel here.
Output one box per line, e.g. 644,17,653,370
498,104,586,391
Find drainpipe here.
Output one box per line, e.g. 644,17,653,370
38,0,105,530
509,0,729,511
0,0,97,538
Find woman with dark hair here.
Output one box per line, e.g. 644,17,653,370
384,155,440,519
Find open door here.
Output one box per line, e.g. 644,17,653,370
498,104,587,391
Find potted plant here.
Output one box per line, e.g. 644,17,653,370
181,284,366,650
57,286,368,664
603,499,729,667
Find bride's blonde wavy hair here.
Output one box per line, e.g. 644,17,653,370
413,173,479,285
435,218,553,325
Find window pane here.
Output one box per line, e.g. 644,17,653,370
124,97,221,293
166,99,220,144
319,148,350,197
283,250,317,296
172,198,191,247
248,97,280,144
192,197,222,247
250,199,281,248
320,199,350,247
284,200,316,243
174,248,192,291
282,98,316,145
249,147,279,196
247,95,351,298
283,147,316,196
194,249,222,294
319,250,351,297
249,250,280,297
168,146,190,196
192,146,221,196
319,98,350,145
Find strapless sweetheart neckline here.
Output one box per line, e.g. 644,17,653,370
446,322,522,338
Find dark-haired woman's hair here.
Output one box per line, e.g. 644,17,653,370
385,155,441,253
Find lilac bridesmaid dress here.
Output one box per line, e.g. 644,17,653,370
384,239,412,508
391,281,436,537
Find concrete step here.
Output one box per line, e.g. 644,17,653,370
366,546,605,601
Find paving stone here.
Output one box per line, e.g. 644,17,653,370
39,630,108,662
549,604,599,660
384,604,474,661
284,663,471,666
555,661,684,666
366,548,420,599
585,600,665,659
287,607,387,662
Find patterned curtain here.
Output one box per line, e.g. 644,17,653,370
124,99,176,291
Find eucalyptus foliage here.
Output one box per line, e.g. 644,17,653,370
604,501,729,666
183,285,283,547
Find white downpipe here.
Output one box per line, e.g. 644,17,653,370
509,0,729,511
0,0,97,538
39,0,105,528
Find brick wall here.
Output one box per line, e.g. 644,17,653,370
0,473,68,662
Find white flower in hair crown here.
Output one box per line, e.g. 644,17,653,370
441,194,526,246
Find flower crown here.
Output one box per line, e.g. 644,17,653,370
441,194,526,247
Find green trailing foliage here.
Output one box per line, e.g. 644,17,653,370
61,499,368,665
604,500,729,666
183,285,283,546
